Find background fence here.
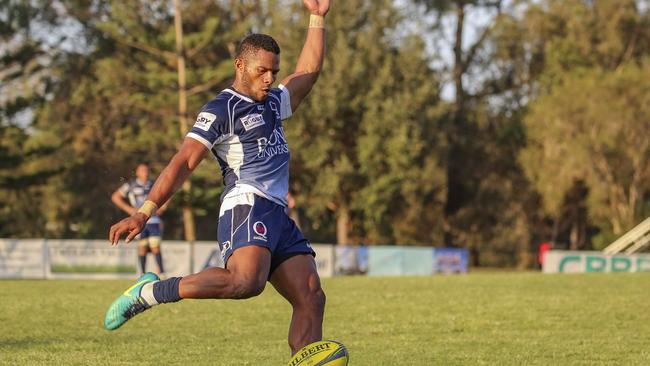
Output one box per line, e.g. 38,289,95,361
0,239,468,279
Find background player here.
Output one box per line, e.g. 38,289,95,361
111,163,166,276
105,0,330,356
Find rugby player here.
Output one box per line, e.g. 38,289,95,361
111,163,166,276
104,0,330,355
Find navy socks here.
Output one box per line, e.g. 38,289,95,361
155,252,165,273
152,277,182,304
138,255,146,273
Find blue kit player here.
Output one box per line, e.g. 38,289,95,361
105,0,330,356
111,163,166,276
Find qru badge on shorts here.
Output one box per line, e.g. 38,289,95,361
253,221,268,242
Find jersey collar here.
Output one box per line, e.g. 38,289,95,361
224,87,255,103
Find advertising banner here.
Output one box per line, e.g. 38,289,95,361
0,239,46,279
47,240,137,279
367,246,434,276
402,247,436,276
153,241,191,277
434,248,469,274
312,244,335,278
334,245,368,275
192,241,223,273
46,240,191,279
1,240,460,279
367,247,403,276
190,242,335,278
543,250,650,273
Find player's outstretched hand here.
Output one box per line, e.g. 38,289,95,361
109,213,148,246
303,0,330,16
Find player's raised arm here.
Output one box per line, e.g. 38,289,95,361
108,138,208,245
281,0,330,113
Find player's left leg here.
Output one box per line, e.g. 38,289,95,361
103,271,159,330
137,242,149,273
147,223,164,275
149,239,163,275
270,254,326,355
137,227,150,273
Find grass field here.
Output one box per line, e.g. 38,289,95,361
2,273,650,365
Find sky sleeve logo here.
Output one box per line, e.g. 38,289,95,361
193,112,217,131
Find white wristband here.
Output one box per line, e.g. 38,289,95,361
137,200,158,218
309,14,325,29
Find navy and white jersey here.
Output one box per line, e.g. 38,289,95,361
187,85,293,206
117,179,161,224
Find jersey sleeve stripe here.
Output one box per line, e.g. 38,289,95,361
278,84,292,120
187,132,213,149
226,95,235,135
230,99,242,134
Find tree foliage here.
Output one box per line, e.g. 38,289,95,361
266,0,446,245
2,0,649,267
19,0,257,238
522,63,650,246
508,0,650,248
0,1,65,236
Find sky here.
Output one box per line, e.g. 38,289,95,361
396,0,510,101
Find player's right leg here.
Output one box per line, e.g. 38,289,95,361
103,246,270,330
103,192,274,330
179,245,270,299
178,193,274,299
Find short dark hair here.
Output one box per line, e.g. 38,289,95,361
236,33,280,59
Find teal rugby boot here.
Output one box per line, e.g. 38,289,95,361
104,272,159,330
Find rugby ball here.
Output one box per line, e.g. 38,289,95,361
287,340,349,366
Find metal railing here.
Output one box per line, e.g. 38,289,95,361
602,217,650,254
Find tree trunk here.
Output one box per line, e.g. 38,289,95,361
443,1,466,246
174,0,196,243
336,206,350,245
452,1,465,117
569,222,579,251
516,241,532,270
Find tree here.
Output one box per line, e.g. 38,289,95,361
414,0,507,242
552,179,590,250
266,0,446,245
522,63,650,248
408,0,553,267
501,0,650,248
29,0,254,239
0,1,65,236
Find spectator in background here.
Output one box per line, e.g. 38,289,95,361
111,163,167,276
538,242,552,269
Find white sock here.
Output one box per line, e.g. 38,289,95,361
140,281,159,306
